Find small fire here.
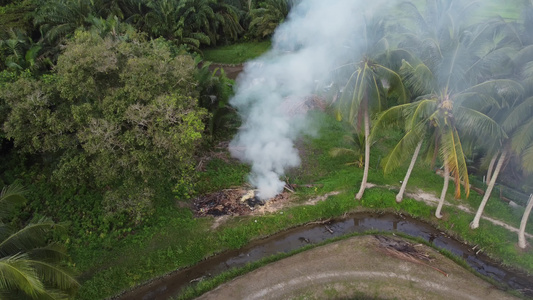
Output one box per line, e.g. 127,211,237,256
240,190,265,208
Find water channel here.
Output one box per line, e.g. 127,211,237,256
115,212,533,300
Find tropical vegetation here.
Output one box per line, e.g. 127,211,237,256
1,0,533,299
0,184,78,299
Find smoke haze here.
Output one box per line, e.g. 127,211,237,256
229,0,389,199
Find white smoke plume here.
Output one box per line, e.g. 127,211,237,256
229,0,388,200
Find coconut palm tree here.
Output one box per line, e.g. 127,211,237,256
379,0,521,217
371,101,429,203
210,0,245,43
468,78,533,227
468,90,532,228
34,0,95,45
248,0,293,38
469,2,533,228
336,17,408,200
370,55,435,203
146,0,246,49
144,0,186,40
518,194,533,249
180,0,218,44
0,184,78,299
330,124,369,169
0,28,42,71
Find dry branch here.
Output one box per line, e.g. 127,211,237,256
305,219,332,226
284,185,295,193
292,183,324,188
374,235,447,277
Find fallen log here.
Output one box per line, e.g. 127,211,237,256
374,235,447,277
500,196,511,204
471,186,485,195
305,219,331,226
284,185,295,193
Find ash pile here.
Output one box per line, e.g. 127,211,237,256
193,189,288,217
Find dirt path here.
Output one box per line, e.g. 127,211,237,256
401,187,533,239
197,235,517,300
362,182,532,239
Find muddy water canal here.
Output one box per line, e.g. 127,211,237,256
115,213,533,300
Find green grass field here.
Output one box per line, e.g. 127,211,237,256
407,0,522,20
202,40,272,64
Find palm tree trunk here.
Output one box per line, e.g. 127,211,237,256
470,149,508,229
486,153,497,184
435,161,449,219
430,134,439,170
518,194,533,249
396,140,423,203
355,101,370,200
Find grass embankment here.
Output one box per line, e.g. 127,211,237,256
75,111,533,300
201,40,271,64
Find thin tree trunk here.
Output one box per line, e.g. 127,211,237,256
518,194,533,249
435,162,449,219
486,153,497,184
355,101,369,200
470,149,508,229
430,134,439,170
396,140,423,203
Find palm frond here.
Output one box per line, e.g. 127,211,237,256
28,260,79,291
511,117,533,154
513,44,533,67
455,107,507,141
456,79,524,108
440,126,470,198
502,96,533,133
28,244,68,263
400,60,436,97
375,64,407,104
520,144,533,174
370,103,410,143
329,147,358,158
0,219,64,256
382,122,425,174
0,253,44,298
0,184,27,221
405,98,438,130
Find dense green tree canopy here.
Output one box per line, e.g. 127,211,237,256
1,31,207,222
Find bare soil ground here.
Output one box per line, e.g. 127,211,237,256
207,63,244,80
193,189,293,218
403,187,533,239
197,235,517,300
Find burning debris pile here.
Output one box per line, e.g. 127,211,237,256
193,189,291,217
280,95,327,117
